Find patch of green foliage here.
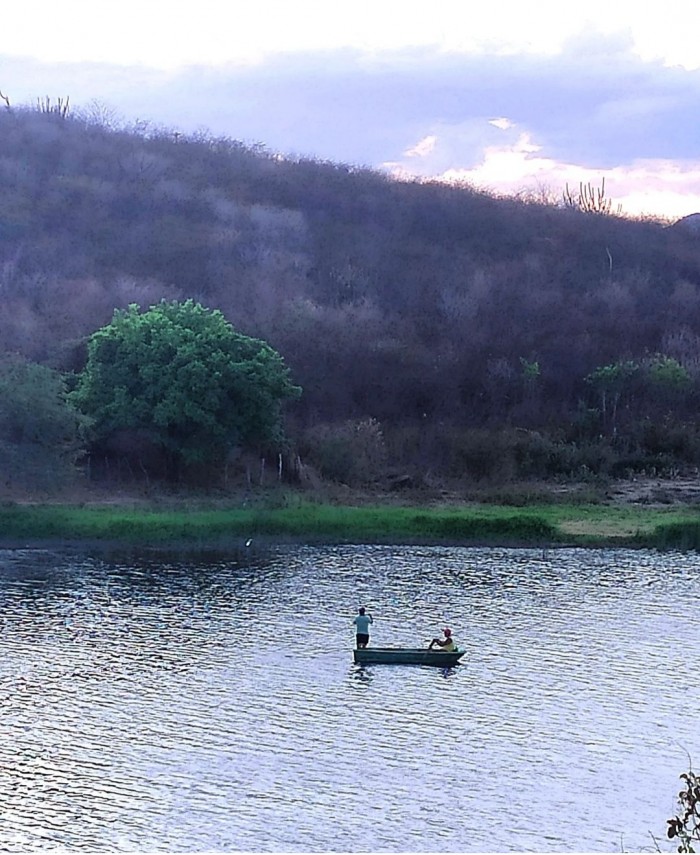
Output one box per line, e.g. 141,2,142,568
70,300,301,474
0,501,619,547
0,355,87,488
641,520,700,551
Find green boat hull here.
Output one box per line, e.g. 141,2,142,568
353,647,465,667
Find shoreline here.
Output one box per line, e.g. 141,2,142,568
1,488,699,551
0,534,607,552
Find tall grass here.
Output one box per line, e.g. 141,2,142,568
0,502,558,545
639,520,700,550
0,501,698,548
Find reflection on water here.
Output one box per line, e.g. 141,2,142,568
0,544,698,851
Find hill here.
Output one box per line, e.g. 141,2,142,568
3,103,700,492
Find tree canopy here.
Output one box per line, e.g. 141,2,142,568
71,300,301,472
0,355,86,488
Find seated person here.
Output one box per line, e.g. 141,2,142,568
428,627,456,652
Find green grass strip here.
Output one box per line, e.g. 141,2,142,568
0,501,699,548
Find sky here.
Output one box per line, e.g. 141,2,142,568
2,0,700,219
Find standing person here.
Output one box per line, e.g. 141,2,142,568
353,606,373,648
428,627,456,652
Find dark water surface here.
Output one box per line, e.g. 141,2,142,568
0,544,697,852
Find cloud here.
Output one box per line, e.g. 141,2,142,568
151,34,700,168
403,132,700,219
489,118,514,130
404,135,438,158
1,27,700,217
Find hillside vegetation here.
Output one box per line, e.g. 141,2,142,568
3,102,700,495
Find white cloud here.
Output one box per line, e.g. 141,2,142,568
2,0,700,70
489,118,514,130
404,135,438,157
407,139,700,219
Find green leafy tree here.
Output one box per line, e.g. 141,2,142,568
0,355,87,488
637,355,692,423
646,354,691,397
585,360,639,434
71,300,301,474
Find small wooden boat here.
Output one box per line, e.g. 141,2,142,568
353,647,465,667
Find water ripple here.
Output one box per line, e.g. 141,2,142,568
0,545,697,851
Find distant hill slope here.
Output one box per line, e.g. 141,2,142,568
2,105,700,459
669,212,700,233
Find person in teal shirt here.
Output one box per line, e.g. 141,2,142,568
353,607,373,648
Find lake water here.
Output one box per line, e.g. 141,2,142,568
0,543,698,852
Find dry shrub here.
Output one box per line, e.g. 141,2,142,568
300,418,387,486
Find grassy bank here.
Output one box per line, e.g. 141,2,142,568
1,499,700,549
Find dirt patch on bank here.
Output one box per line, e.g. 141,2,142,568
2,476,700,511
601,477,700,508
